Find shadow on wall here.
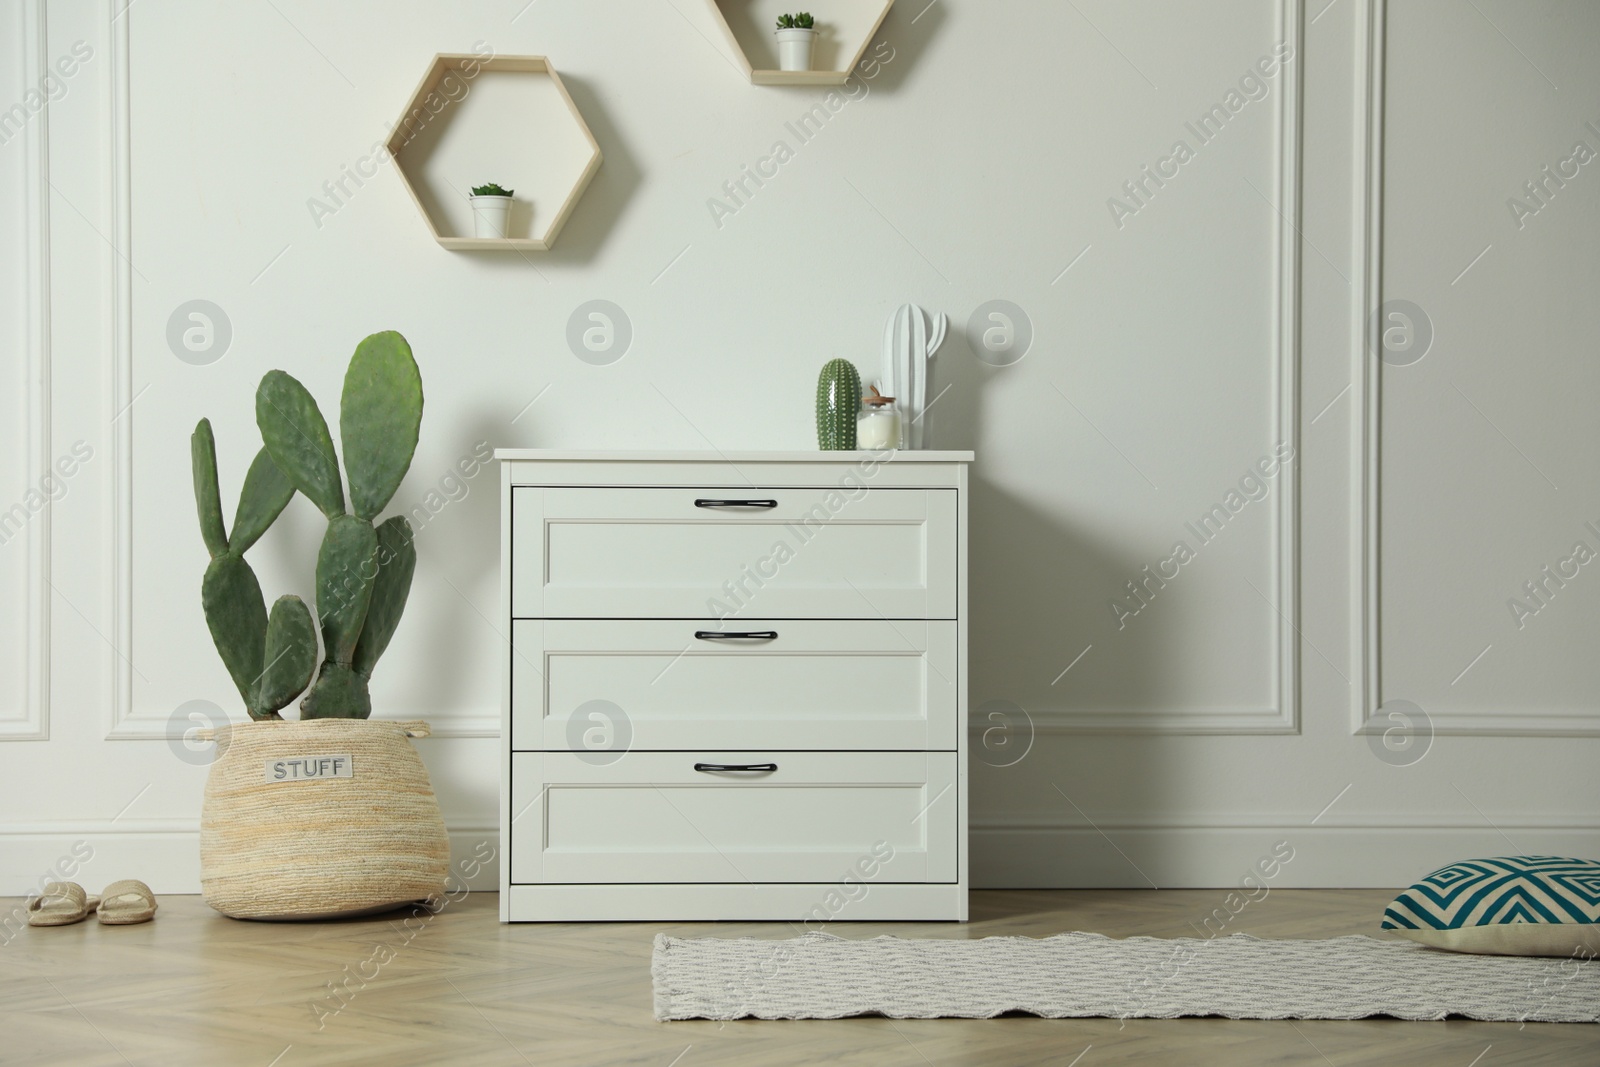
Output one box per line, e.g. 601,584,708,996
861,0,944,95
929,331,1192,823
395,407,507,717
965,476,1193,836
534,73,639,269
933,325,1195,713
539,0,944,261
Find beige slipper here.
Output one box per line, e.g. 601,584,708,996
27,882,100,926
97,879,157,925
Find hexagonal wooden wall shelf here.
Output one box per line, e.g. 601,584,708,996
707,0,895,85
386,55,601,251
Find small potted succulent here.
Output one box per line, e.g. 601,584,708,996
774,12,818,72
469,181,515,238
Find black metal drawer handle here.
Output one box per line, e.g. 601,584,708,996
694,498,777,509
694,630,778,641
693,762,778,773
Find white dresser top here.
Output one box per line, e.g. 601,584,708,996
494,450,974,463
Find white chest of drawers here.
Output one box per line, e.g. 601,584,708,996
497,450,972,922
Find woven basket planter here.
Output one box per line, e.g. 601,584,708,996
200,719,449,920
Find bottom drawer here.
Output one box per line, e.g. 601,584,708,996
510,752,957,885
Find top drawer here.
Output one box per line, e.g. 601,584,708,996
511,486,957,619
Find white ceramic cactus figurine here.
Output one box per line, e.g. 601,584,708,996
880,305,948,448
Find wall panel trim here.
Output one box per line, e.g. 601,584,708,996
972,819,1600,888
1349,0,1600,737
104,0,141,739
1031,0,1303,736
100,3,496,739
0,822,501,895
1,0,54,741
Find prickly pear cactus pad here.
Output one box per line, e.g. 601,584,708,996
197,330,423,722
200,553,268,711
255,596,318,714
256,370,344,519
341,331,423,523
816,358,861,450
191,419,307,720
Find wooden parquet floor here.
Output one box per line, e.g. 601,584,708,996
1,890,1595,1066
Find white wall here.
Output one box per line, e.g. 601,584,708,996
2,0,1596,895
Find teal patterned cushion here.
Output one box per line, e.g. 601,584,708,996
1383,856,1600,957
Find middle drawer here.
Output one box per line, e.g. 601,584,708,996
512,619,959,751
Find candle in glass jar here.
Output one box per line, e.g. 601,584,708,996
857,385,900,450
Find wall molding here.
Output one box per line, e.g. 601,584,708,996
0,0,53,741
9,814,1589,894
103,2,1301,741
972,811,1600,832
0,817,504,837
972,818,1600,889
1030,0,1303,736
98,4,496,741
103,0,139,739
0,821,501,895
1348,0,1600,737
1349,0,1384,740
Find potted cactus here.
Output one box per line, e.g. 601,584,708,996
469,181,515,238
192,331,449,920
816,358,861,450
774,12,818,72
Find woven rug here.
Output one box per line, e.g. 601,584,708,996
652,931,1600,1022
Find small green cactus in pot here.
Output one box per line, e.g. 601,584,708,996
816,358,861,450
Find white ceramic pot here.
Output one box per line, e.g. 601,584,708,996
470,194,514,238
775,27,817,72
